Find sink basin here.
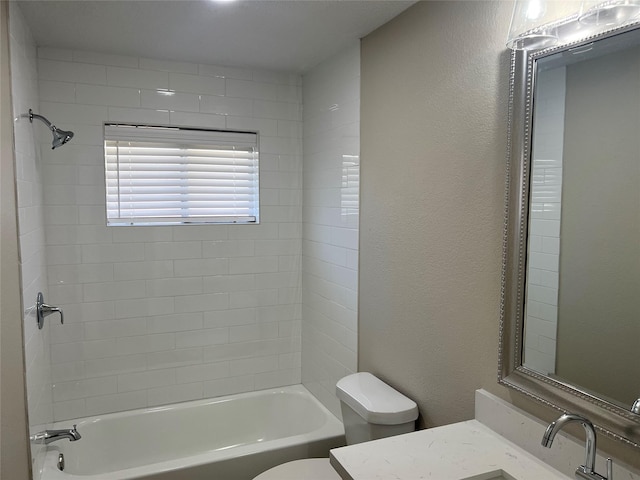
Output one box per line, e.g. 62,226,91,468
462,471,519,480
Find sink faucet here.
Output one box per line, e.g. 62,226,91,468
31,425,81,445
542,413,612,480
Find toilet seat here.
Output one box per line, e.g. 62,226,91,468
253,458,341,480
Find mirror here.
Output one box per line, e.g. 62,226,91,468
499,20,640,449
524,27,640,411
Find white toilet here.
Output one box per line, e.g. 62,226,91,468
254,372,419,479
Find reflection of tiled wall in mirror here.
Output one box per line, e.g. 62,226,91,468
524,65,565,375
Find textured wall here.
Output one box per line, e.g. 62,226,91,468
1,2,31,478
302,43,360,417
359,0,511,428
359,1,640,469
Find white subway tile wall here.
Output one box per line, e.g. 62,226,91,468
524,66,565,375
301,43,360,417
9,4,51,478
37,48,304,420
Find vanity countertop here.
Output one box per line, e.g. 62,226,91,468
329,420,571,480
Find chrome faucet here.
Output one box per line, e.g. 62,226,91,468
542,413,612,480
31,425,81,445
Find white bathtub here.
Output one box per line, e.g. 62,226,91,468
40,385,345,480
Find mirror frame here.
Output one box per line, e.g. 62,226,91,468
498,20,640,450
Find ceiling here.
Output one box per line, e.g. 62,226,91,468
16,0,416,73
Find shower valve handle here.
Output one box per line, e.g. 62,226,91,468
36,292,64,329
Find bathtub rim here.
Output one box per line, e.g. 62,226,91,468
40,384,344,480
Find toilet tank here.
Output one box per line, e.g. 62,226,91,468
336,372,419,445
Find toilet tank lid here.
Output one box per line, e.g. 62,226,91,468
336,372,418,425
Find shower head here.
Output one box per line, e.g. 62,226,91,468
51,127,74,149
28,109,74,149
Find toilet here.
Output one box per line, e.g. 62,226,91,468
254,372,419,479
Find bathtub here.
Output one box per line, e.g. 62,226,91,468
40,385,345,480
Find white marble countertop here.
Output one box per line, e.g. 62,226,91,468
329,420,572,480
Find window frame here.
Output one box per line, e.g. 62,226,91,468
104,123,260,227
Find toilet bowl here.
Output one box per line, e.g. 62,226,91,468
253,458,342,479
254,372,418,480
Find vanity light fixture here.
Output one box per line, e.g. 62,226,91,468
506,0,565,50
579,0,640,26
507,0,640,50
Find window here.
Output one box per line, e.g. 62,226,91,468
104,124,259,226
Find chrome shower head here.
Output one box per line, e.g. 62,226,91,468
28,109,75,149
51,127,74,149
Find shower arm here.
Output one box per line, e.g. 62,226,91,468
28,109,56,130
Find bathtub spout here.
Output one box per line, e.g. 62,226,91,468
31,425,81,444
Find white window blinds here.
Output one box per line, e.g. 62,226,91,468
104,124,259,226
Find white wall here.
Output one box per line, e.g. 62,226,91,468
36,48,304,420
11,3,361,450
524,65,565,375
301,43,360,417
9,4,51,478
